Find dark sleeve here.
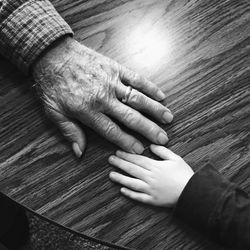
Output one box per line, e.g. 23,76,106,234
174,163,250,250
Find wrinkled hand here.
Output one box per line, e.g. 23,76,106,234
32,37,173,157
109,145,194,207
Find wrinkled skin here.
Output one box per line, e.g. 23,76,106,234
32,37,173,157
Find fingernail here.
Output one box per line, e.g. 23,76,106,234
132,142,144,154
110,172,116,179
162,111,174,123
72,142,82,158
108,155,115,163
116,150,123,156
157,132,168,144
156,90,166,100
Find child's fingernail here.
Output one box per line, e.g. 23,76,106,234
162,111,174,123
116,150,122,155
109,172,115,179
157,132,168,145
132,142,144,154
72,142,82,158
116,151,123,158
120,187,127,194
109,155,115,162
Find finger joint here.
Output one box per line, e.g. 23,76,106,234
123,110,137,127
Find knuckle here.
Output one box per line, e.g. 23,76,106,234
103,122,118,138
147,125,158,136
146,176,155,186
127,69,140,84
60,122,72,135
62,130,74,140
125,164,133,173
155,103,164,113
129,168,140,178
95,83,112,104
129,90,142,105
133,183,140,190
123,110,137,126
130,180,140,190
123,178,130,186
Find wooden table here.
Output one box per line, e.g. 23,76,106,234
0,0,249,249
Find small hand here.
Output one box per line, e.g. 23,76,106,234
109,145,194,207
32,37,173,157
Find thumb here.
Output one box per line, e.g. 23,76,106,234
46,107,87,158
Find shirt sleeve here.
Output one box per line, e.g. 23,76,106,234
174,163,250,249
0,0,73,75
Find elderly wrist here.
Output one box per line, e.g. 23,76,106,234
31,35,75,78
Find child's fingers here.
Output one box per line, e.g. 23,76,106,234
109,172,149,193
150,144,179,160
120,187,152,204
115,150,156,170
108,155,150,180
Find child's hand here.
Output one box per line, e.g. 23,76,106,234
108,145,194,207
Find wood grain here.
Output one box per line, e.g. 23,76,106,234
0,0,250,249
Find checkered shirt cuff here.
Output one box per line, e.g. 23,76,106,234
0,0,73,75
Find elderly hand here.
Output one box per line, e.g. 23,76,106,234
109,145,194,207
32,37,173,157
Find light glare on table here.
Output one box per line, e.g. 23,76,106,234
127,22,173,71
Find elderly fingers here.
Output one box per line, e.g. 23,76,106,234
83,112,144,154
107,100,169,145
117,86,173,124
119,66,165,101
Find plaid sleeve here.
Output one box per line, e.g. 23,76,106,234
0,0,73,75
